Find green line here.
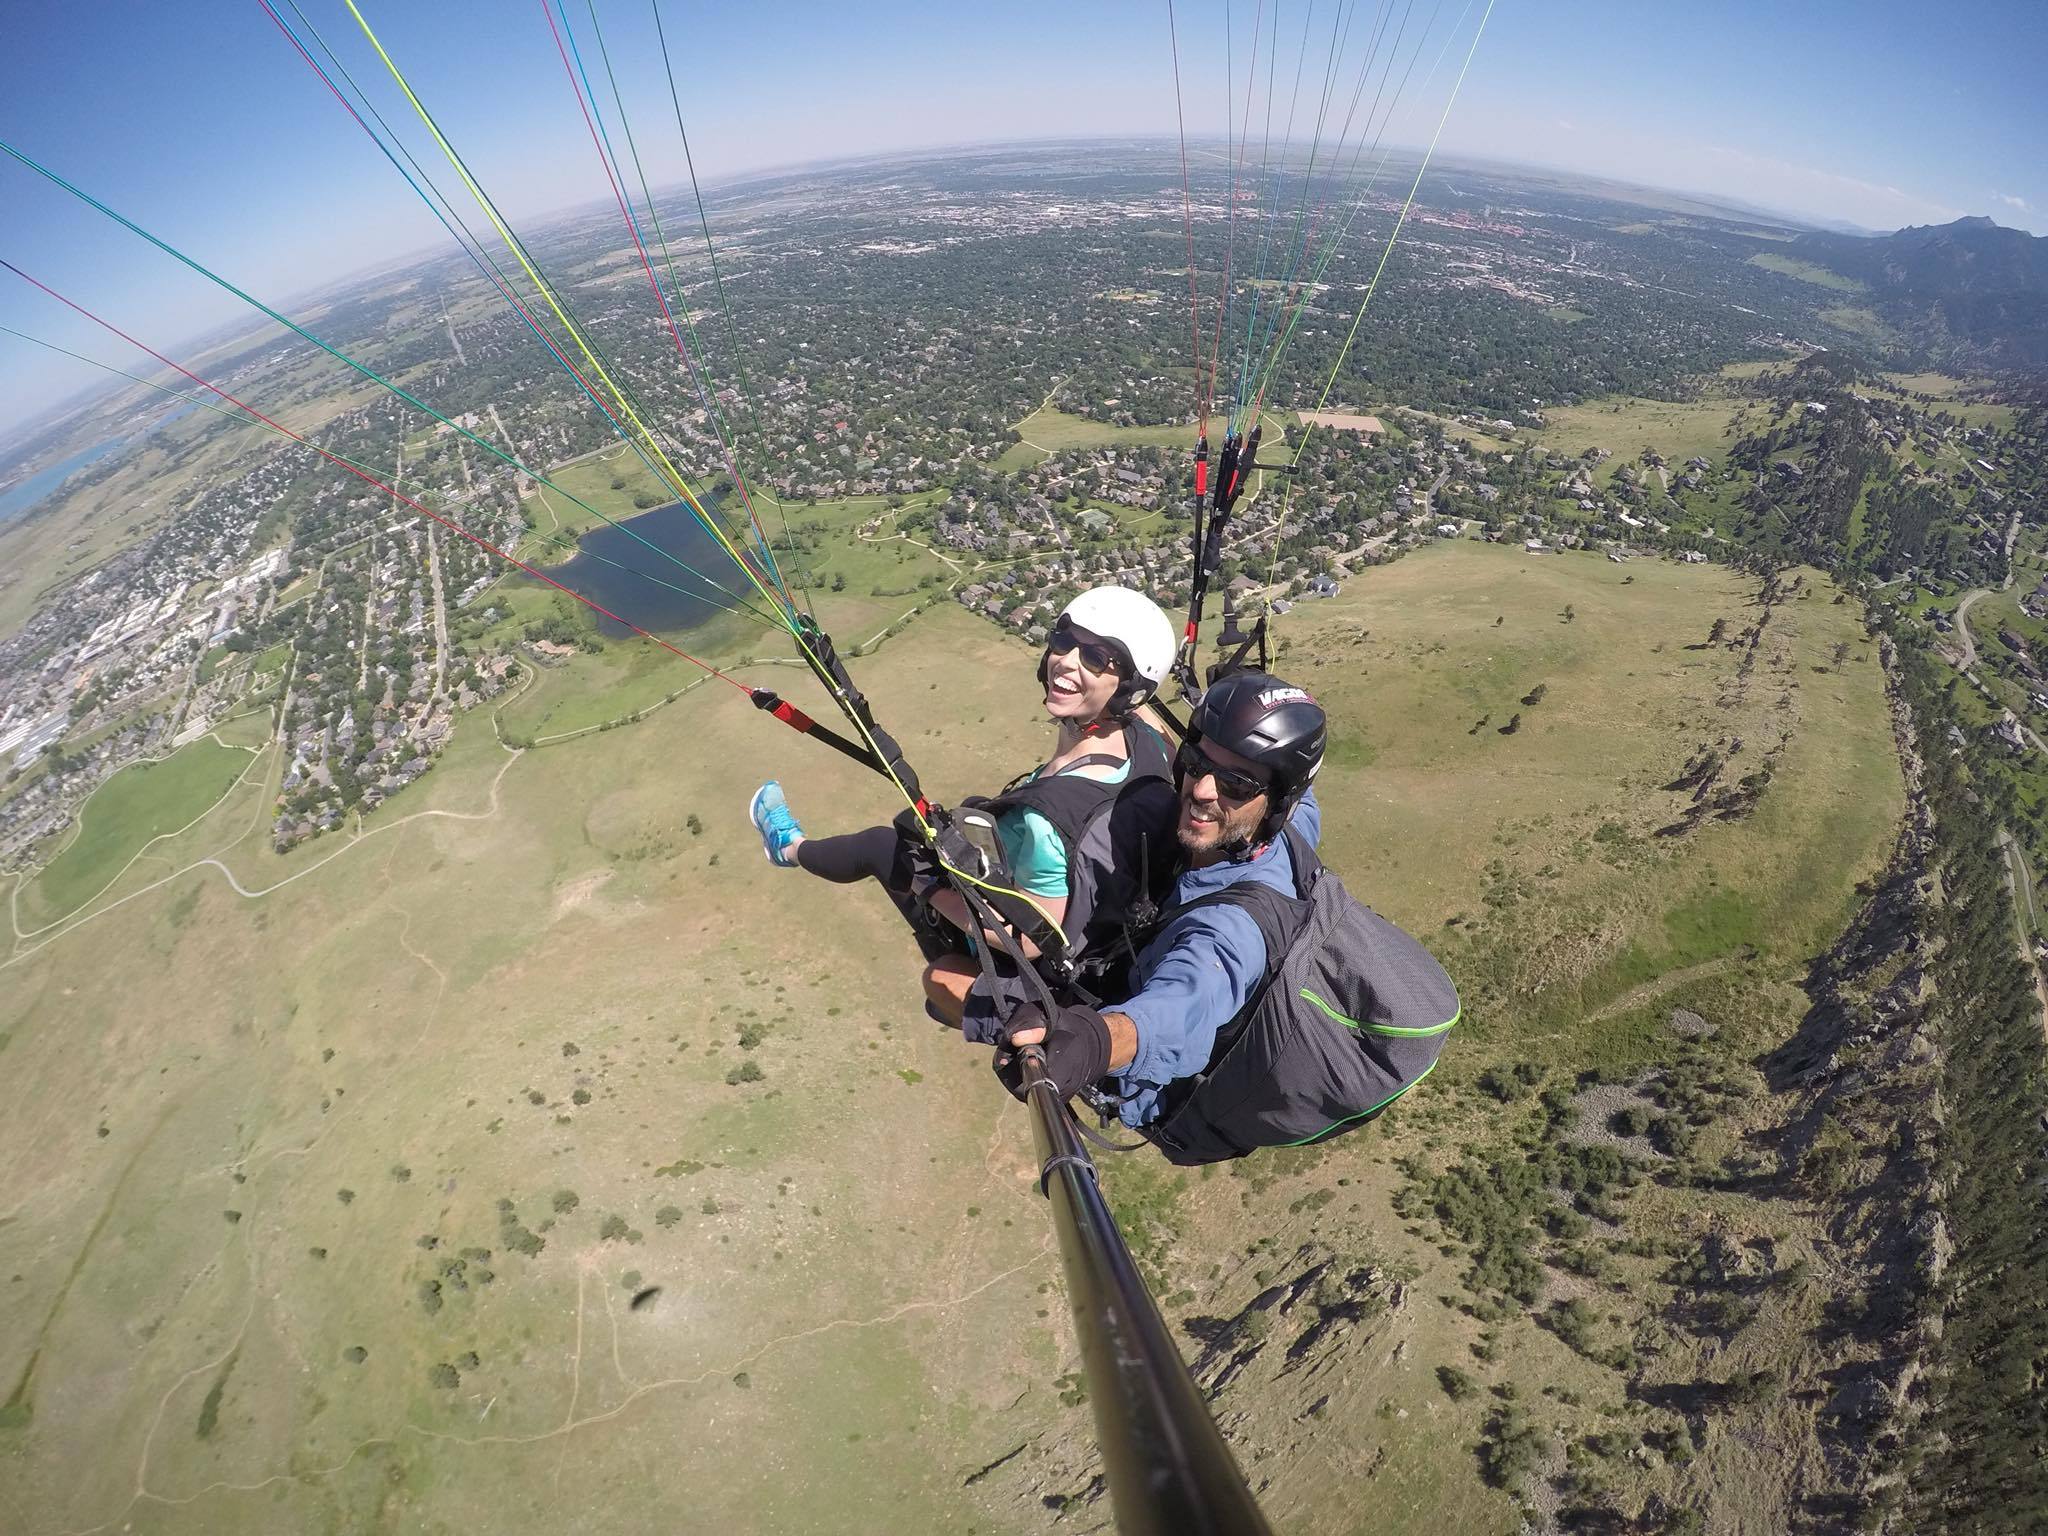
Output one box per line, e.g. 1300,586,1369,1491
584,0,768,570
649,0,799,588
1280,1059,1439,1147
0,137,775,628
0,320,771,628
0,326,268,432
1299,986,1459,1037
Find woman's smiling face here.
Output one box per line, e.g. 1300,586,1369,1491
1044,623,1123,723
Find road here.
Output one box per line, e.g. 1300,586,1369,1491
1951,587,1990,669
1997,829,2048,1043
1939,581,2048,1046
428,524,450,698
488,403,527,492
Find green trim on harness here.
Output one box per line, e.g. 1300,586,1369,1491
1279,1059,1441,1148
1298,987,1460,1038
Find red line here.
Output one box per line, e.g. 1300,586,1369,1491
537,0,779,578
1167,0,1208,440
2,260,751,694
256,0,648,472
1205,0,1265,428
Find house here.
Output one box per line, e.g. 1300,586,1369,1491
1524,539,1550,554
1678,550,1708,563
1305,575,1341,598
1435,522,1462,537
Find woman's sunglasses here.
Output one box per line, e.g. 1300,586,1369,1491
1046,623,1126,678
1175,741,1271,803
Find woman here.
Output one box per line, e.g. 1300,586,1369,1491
748,585,1177,1026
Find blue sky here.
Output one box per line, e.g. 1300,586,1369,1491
2,0,2042,439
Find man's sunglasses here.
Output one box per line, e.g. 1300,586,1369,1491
1046,623,1126,678
1175,741,1271,803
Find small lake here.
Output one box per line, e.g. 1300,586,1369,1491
0,435,128,525
538,498,755,637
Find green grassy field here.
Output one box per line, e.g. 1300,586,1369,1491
19,737,258,924
0,538,1901,1534
1532,393,1743,482
1745,251,1865,291
1818,303,1896,342
996,405,1200,470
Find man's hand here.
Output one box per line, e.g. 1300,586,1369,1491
993,1003,1111,1103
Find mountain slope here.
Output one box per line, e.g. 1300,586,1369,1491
1794,217,2048,367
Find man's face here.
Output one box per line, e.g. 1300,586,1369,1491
1176,738,1272,859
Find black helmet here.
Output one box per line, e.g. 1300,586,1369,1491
1186,671,1326,839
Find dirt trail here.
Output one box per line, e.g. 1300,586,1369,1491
1581,954,1745,1025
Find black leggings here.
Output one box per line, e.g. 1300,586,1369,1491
794,823,917,889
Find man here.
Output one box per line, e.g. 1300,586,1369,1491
999,670,1327,1131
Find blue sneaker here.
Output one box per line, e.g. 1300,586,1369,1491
748,780,804,867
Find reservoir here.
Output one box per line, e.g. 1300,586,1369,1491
538,497,753,637
0,435,128,525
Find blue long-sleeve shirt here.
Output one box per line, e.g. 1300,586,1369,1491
1107,789,1321,1127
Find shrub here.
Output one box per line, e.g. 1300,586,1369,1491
552,1190,579,1213
417,1280,443,1315
571,1088,591,1106
337,1188,355,1205
1477,1068,1528,1103
427,1363,459,1389
561,1042,579,1057
455,1351,479,1371
1478,1404,1545,1491
223,1209,242,1224
655,1205,683,1228
1610,1106,1653,1138
726,1060,764,1086
600,1214,630,1242
343,1345,367,1364
390,1165,411,1182
1437,1365,1480,1401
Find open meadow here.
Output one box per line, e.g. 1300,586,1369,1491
0,541,1901,1532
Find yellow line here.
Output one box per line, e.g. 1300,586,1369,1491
342,0,777,620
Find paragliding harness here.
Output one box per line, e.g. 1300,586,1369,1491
748,610,1167,1092
1131,824,1461,1167
945,721,1178,1031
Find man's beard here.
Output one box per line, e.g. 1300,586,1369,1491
1177,799,1265,859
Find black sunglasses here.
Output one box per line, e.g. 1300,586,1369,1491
1175,741,1271,803
1046,622,1126,678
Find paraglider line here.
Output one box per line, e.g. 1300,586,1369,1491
541,0,787,602
1166,0,1207,437
259,0,779,627
0,260,755,696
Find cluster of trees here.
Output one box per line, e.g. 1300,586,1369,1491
1882,639,2048,1532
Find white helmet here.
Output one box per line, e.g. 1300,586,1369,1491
1052,585,1177,714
